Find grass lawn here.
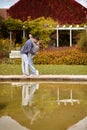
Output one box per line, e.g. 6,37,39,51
0,64,87,75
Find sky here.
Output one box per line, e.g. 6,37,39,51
0,0,87,9
0,0,19,8
75,0,87,8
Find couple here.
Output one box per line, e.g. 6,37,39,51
20,34,39,76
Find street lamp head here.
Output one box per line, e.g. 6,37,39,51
84,25,87,28
69,25,72,28
63,25,66,27
76,25,79,28
56,25,59,28
23,25,25,29
50,25,52,28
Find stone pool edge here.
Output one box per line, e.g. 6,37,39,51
0,75,87,82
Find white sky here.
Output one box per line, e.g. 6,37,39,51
0,0,19,8
75,0,87,8
0,0,87,9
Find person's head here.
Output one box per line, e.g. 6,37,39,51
29,34,33,39
33,36,39,43
38,40,44,50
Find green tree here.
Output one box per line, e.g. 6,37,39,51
23,17,57,47
77,30,87,52
4,17,23,45
0,16,8,38
4,17,22,31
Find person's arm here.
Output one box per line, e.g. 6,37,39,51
27,40,35,55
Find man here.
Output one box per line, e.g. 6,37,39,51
20,35,39,76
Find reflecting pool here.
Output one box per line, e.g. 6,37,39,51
0,82,87,130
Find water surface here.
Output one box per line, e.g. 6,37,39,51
0,82,87,130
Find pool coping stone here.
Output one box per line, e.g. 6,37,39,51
0,75,87,82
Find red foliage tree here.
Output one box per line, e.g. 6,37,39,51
8,0,87,24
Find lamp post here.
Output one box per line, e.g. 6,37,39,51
10,31,12,46
69,25,72,47
84,25,87,35
23,25,25,38
56,25,59,47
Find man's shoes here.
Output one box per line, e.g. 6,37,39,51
23,73,30,76
29,70,39,76
36,70,39,76
23,70,39,77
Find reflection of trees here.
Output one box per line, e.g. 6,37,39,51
0,103,8,110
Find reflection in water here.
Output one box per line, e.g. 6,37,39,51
21,82,40,125
5,82,87,130
22,106,40,125
67,116,87,130
12,82,40,125
0,116,30,130
22,83,39,106
57,88,80,106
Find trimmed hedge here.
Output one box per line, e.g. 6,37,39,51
0,47,87,65
34,47,87,65
77,32,87,52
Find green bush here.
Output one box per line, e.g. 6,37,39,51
77,31,87,52
0,39,11,59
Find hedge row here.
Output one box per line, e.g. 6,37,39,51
0,47,87,65
34,47,87,65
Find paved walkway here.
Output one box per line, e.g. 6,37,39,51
0,75,87,82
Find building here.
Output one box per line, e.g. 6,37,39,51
8,0,87,24
0,9,9,19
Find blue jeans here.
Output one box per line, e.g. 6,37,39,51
28,54,37,75
21,54,29,75
21,54,37,75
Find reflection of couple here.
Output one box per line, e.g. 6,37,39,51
22,82,40,125
20,34,40,76
22,83,39,106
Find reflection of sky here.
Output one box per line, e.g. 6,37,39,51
0,0,19,8
0,116,29,130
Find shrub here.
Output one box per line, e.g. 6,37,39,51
0,38,22,64
34,47,87,65
0,39,12,59
77,31,87,52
